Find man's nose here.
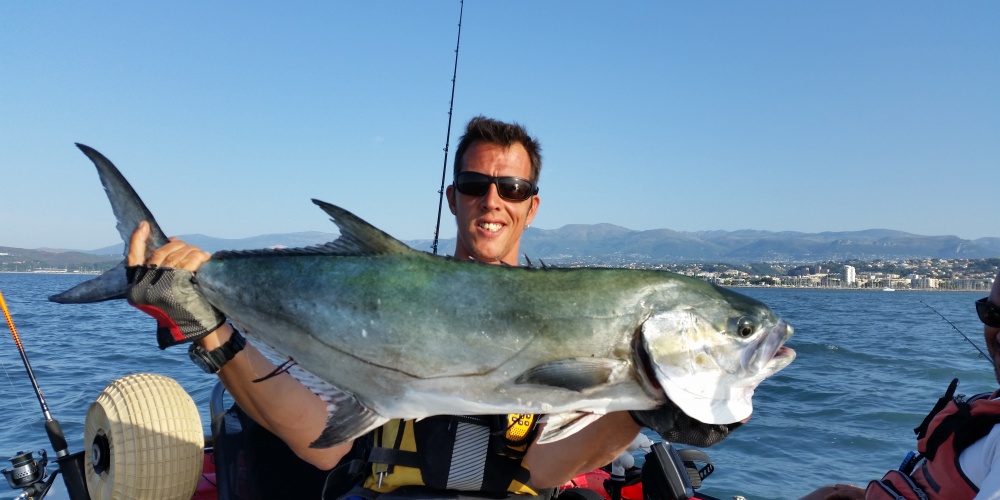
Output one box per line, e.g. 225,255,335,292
480,183,503,208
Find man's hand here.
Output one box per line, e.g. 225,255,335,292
126,221,225,349
629,400,742,448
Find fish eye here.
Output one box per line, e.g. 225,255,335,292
735,317,756,338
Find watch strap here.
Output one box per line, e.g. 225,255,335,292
189,327,246,373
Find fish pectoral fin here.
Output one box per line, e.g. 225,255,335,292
514,358,620,392
536,412,604,444
308,388,388,448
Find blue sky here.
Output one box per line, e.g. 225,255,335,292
2,2,997,251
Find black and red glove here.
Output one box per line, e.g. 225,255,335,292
126,265,226,349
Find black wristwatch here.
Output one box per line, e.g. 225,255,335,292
976,297,1000,328
189,328,246,374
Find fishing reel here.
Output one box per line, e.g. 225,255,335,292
2,449,48,490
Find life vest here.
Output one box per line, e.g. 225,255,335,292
332,414,546,499
866,379,1000,500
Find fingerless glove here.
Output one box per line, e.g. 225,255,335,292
126,265,226,349
629,402,742,448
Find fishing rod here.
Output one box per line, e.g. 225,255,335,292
431,0,465,255
0,290,89,499
921,300,992,364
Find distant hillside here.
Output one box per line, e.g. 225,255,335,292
10,225,997,270
512,227,1000,264
0,246,119,272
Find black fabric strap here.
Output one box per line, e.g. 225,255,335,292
914,378,959,440
368,447,423,470
923,401,970,461
953,414,1000,456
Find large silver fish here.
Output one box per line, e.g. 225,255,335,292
52,144,795,448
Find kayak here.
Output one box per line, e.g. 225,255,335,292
4,373,719,500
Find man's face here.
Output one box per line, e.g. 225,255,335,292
446,141,540,265
986,273,1000,384
984,325,1000,384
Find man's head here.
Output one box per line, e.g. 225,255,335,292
985,270,1000,384
446,116,542,265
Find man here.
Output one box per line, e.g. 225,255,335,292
801,269,1000,500
126,116,642,497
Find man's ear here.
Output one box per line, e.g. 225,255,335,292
525,195,540,225
446,184,457,215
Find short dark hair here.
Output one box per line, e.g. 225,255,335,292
452,116,542,183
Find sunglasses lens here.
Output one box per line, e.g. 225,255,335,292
455,181,489,196
497,178,534,201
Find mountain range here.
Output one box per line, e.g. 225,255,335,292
10,225,999,267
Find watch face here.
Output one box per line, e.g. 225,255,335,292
189,346,219,374
188,330,244,374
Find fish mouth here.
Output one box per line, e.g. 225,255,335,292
760,345,796,380
774,345,794,361
748,320,795,374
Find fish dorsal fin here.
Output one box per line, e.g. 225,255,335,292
312,199,413,255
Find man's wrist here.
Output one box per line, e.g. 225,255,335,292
196,323,235,351
189,326,246,374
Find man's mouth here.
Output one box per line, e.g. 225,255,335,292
477,221,504,233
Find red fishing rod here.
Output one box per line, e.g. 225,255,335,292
0,290,90,499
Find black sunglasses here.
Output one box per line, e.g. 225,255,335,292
977,297,1000,328
453,171,539,202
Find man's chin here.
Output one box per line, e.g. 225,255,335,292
469,244,512,265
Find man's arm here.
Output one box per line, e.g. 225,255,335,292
201,324,351,470
128,222,350,470
524,412,641,488
975,269,1000,498
969,428,1000,500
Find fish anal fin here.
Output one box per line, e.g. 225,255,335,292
536,412,604,444
267,357,388,449
309,393,388,449
515,358,621,392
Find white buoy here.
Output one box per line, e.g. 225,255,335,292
84,373,204,500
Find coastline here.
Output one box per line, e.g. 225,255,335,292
0,270,981,292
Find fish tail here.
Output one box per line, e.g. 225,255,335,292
49,144,170,304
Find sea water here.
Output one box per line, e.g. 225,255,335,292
0,273,993,500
